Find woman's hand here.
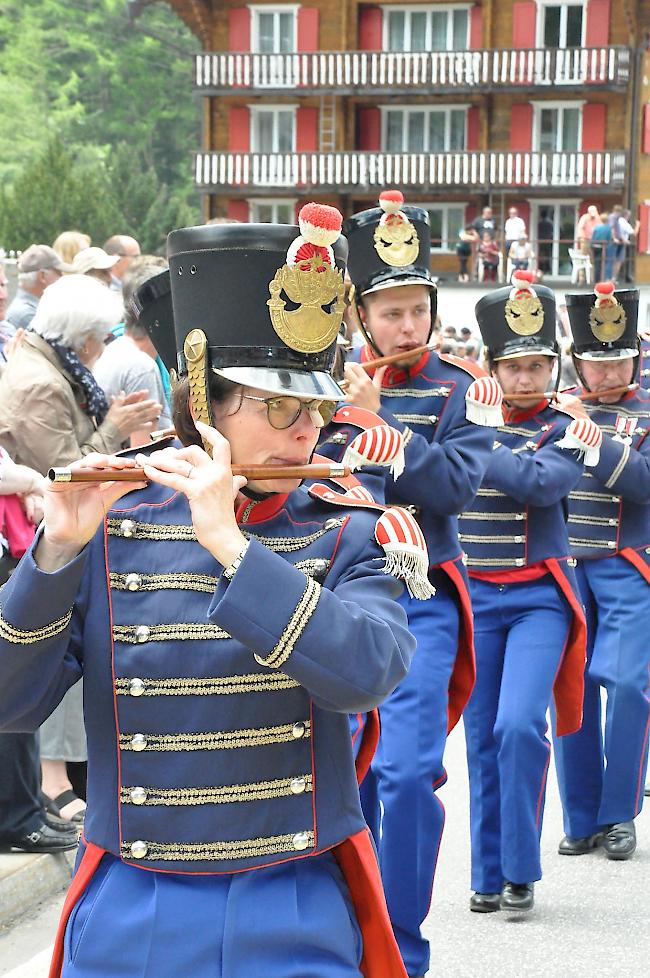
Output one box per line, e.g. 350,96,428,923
106,390,162,439
135,421,248,567
35,454,147,571
342,362,387,413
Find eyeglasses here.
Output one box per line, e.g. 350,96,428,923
241,394,337,430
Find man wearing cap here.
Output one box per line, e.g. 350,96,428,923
71,247,120,287
460,270,594,914
553,282,650,862
340,191,501,978
6,244,71,330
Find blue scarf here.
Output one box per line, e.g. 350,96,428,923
46,337,109,426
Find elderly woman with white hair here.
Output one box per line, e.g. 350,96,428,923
0,273,162,824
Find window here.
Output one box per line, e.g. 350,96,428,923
383,107,467,152
533,103,582,152
538,1,585,48
249,199,297,224
384,5,470,52
251,6,297,53
424,204,466,251
250,107,296,153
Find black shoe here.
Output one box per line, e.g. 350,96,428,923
44,812,79,835
0,821,79,854
500,881,534,912
470,891,501,913
603,821,636,860
558,832,603,855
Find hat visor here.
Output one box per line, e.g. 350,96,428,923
492,344,558,361
361,276,437,297
213,366,343,401
574,348,638,362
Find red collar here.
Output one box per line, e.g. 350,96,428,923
502,399,549,423
235,492,288,524
361,344,430,386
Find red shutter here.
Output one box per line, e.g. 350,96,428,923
469,6,483,49
297,8,319,51
296,107,319,151
229,8,251,50
359,6,382,50
229,107,250,151
465,204,478,227
585,0,610,46
510,104,533,150
582,103,606,151
514,201,530,233
512,2,537,48
227,200,249,222
467,107,480,150
358,107,381,150
643,105,650,154
638,204,650,253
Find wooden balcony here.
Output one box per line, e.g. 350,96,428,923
195,150,627,194
194,47,630,95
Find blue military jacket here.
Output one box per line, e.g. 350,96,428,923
567,386,650,571
459,400,584,571
0,479,414,874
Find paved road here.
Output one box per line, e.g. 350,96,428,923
0,721,648,977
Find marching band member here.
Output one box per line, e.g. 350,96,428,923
0,213,420,978
553,283,650,861
337,190,500,978
461,271,593,913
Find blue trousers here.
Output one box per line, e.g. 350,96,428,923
464,576,571,894
553,557,650,838
62,849,362,978
364,582,458,978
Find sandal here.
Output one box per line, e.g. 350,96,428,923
42,793,62,817
53,789,86,825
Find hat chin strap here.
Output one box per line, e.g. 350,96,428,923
356,293,434,366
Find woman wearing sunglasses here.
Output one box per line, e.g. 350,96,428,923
0,213,417,978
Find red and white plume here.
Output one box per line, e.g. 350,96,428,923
374,507,435,600
378,189,407,226
342,424,405,479
286,203,343,271
593,281,618,309
556,416,602,467
465,376,504,428
509,268,537,300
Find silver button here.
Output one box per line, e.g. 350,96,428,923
129,677,145,697
645,547,650,555
515,514,525,521
331,432,347,444
612,496,621,503
125,573,142,591
135,625,150,643
130,840,148,859
429,414,438,423
130,787,147,805
541,424,550,431
461,554,468,565
607,541,616,548
323,519,339,531
292,831,310,851
514,536,524,543
120,519,136,538
290,777,307,795
526,440,537,450
608,519,618,526
567,558,577,568
515,558,525,566
313,559,328,573
292,721,306,739
131,734,147,751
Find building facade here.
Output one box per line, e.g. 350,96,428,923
169,0,650,282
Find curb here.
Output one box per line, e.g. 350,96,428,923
0,849,75,929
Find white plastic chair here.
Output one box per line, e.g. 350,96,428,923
568,248,593,285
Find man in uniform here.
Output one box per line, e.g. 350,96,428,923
554,282,650,860
340,190,500,978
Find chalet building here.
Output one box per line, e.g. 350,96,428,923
169,0,650,282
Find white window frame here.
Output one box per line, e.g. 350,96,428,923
249,104,297,153
531,100,585,152
248,198,297,224
422,202,468,252
382,5,472,52
381,105,469,152
249,5,299,53
536,0,587,49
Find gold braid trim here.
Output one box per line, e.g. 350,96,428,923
114,673,300,697
568,515,618,527
459,511,526,522
464,557,525,567
393,413,438,425
570,490,620,502
107,519,196,541
569,537,617,549
121,831,315,862
380,386,450,398
243,520,345,553
113,623,230,644
459,533,525,544
119,720,311,752
110,572,217,593
257,577,321,670
605,442,630,489
401,426,414,448
477,488,506,497
0,607,73,645
120,775,313,807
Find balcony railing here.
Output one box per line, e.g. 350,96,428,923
195,150,627,193
194,47,630,94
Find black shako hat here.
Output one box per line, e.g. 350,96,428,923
475,271,558,360
343,190,436,306
566,282,639,361
129,268,177,374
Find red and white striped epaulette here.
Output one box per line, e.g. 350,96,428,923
308,479,434,599
332,405,405,477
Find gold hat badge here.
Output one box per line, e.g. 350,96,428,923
589,281,626,342
373,190,420,268
268,203,345,354
504,270,544,336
